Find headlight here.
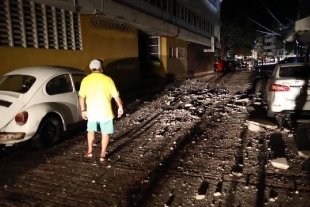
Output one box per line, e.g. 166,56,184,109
15,111,28,125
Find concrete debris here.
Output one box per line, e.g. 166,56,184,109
298,150,310,158
269,158,289,169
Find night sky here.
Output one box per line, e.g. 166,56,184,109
221,0,300,32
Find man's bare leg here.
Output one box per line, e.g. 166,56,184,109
86,131,95,156
100,133,110,159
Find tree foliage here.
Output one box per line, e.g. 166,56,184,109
220,15,258,59
219,0,260,59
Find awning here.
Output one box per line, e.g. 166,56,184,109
285,16,310,43
286,30,310,43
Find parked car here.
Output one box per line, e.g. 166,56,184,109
246,58,255,70
0,66,87,147
253,59,259,66
214,59,237,72
224,60,237,71
254,63,277,79
214,59,224,72
266,63,310,119
236,59,246,69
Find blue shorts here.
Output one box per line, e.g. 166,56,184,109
87,120,114,134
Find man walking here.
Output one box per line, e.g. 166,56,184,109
79,59,123,161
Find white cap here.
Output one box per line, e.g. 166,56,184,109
89,59,102,70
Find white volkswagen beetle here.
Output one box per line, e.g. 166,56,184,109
0,66,87,147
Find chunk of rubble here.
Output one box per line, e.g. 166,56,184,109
269,158,289,169
231,172,243,177
246,120,277,132
298,150,310,159
269,198,276,202
195,194,206,200
235,98,250,103
246,121,266,132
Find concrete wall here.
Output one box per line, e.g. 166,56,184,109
0,15,140,90
187,43,214,75
150,36,214,80
162,37,188,80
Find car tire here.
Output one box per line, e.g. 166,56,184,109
33,116,62,148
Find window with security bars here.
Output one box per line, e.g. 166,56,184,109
169,47,186,59
177,47,186,59
56,8,65,49
142,0,214,35
0,0,82,50
0,1,9,45
23,0,35,47
10,0,24,47
35,2,47,48
149,36,160,59
168,47,176,58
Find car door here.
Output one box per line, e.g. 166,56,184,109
44,74,79,124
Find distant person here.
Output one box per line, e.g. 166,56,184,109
79,59,124,162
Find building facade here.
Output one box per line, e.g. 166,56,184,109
260,34,285,61
0,0,221,90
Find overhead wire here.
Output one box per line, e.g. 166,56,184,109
222,0,282,36
256,30,274,35
259,0,283,26
246,16,281,36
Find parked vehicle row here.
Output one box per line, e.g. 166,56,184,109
254,56,305,79
214,56,304,74
213,59,247,72
232,56,310,125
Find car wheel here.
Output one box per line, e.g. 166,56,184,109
33,116,62,148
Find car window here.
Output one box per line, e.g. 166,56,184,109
46,74,73,95
279,66,310,78
0,75,36,93
72,74,86,91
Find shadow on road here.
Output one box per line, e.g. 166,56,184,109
295,123,310,151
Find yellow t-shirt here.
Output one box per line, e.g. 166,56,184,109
78,73,119,121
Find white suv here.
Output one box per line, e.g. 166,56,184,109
266,63,310,118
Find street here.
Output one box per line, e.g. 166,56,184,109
0,71,310,207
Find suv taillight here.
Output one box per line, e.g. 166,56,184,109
269,84,290,92
15,111,28,125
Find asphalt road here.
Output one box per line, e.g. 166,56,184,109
0,71,310,207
